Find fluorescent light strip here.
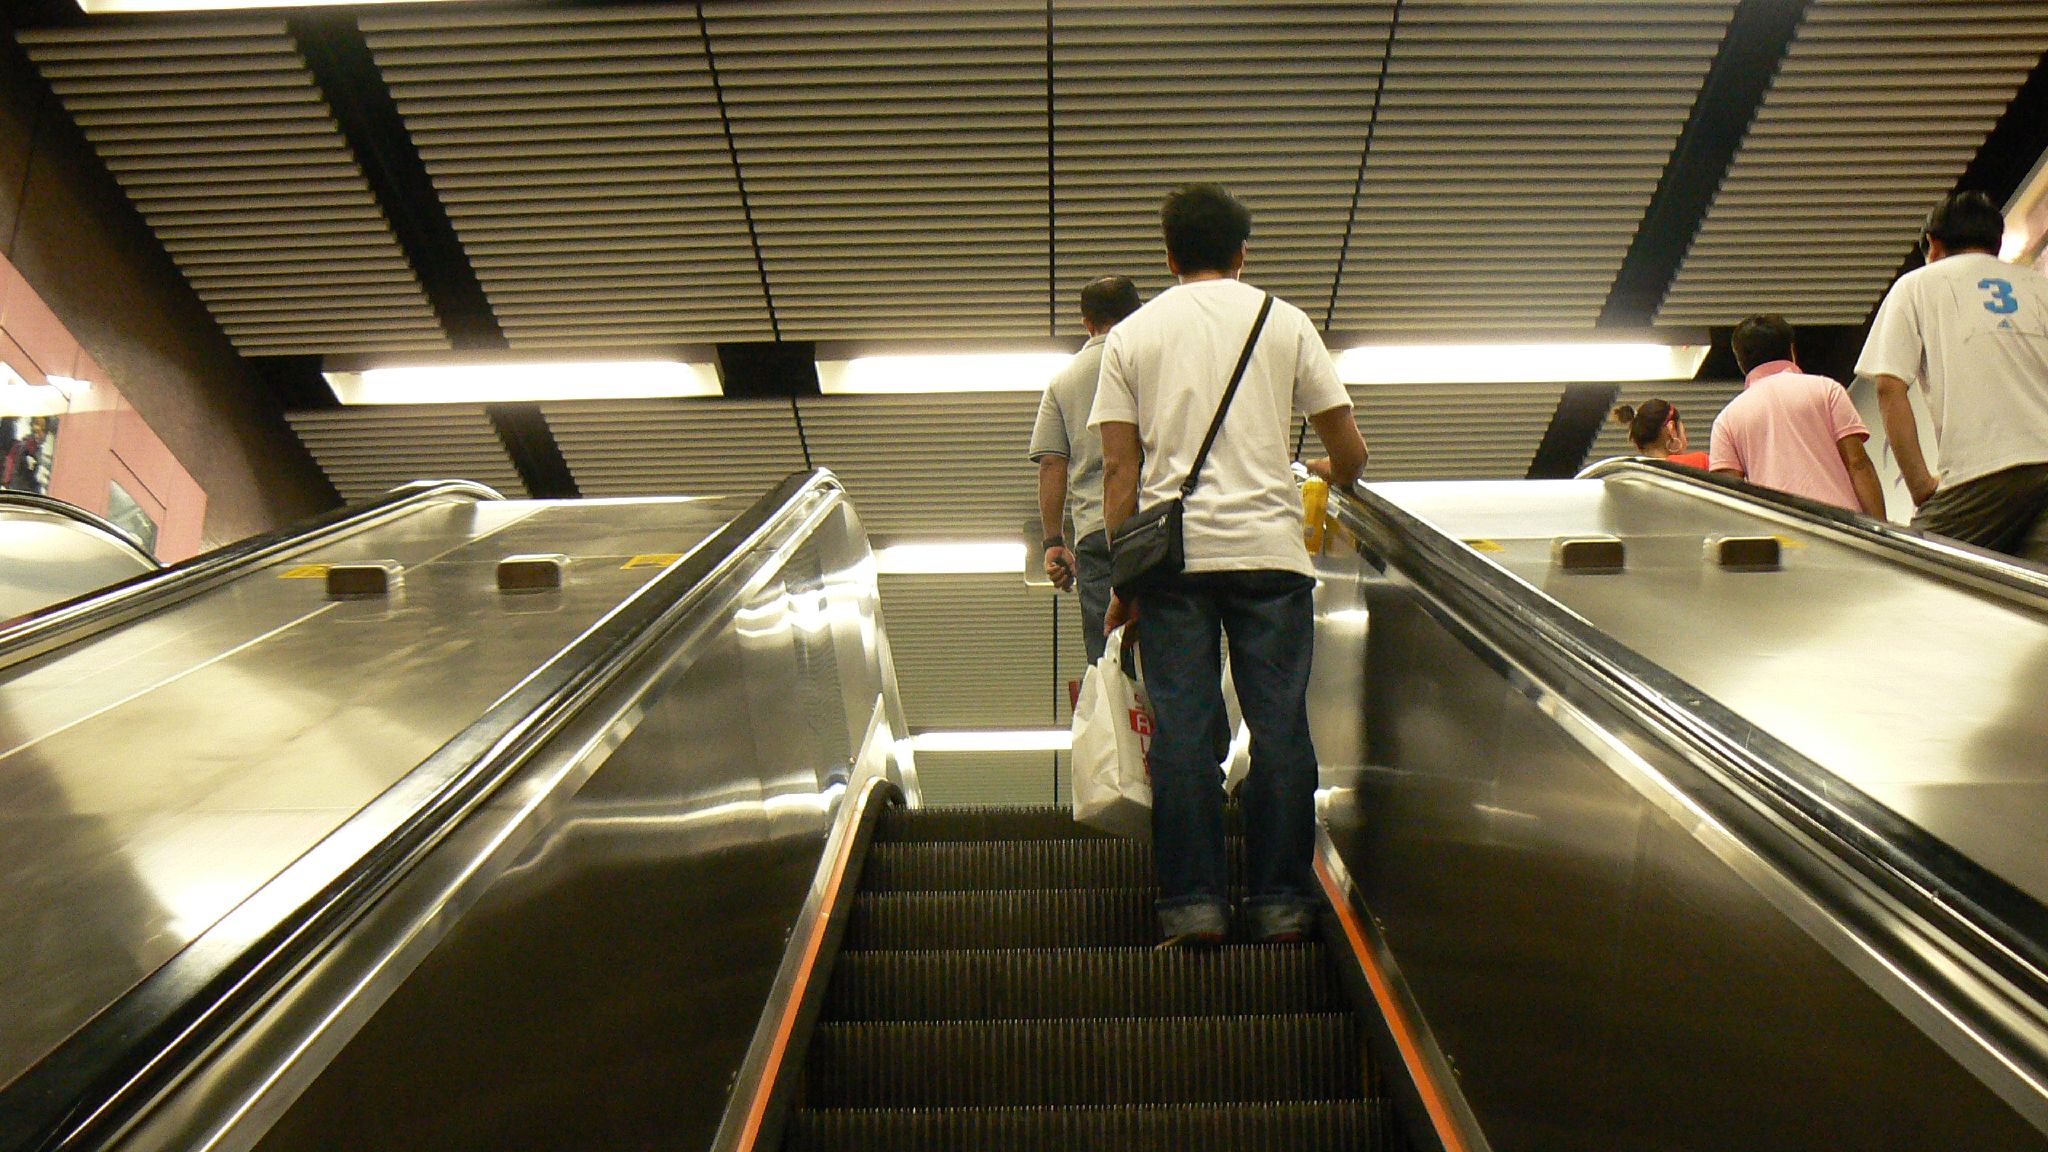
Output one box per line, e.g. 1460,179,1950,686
1337,343,1708,386
0,363,70,417
909,729,1073,753
873,541,1025,575
818,353,1071,395
325,361,721,406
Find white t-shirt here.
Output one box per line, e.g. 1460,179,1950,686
1089,278,1350,576
1857,251,2048,489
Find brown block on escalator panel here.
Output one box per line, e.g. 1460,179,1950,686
325,561,401,599
1551,535,1626,574
497,553,569,592
1705,534,1783,571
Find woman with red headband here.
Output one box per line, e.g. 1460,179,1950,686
1612,399,1709,469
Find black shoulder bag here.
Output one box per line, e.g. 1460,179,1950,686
1108,291,1274,593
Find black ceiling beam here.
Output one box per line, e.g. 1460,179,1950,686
1599,0,1811,327
288,16,505,351
488,403,578,499
1526,382,1623,479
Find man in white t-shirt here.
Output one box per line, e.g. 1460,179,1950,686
1090,184,1368,946
1859,191,2048,560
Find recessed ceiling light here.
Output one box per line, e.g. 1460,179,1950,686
817,354,1071,395
1337,343,1708,386
323,360,721,406
908,729,1072,753
872,541,1026,576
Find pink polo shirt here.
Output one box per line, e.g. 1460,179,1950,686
1708,360,1869,511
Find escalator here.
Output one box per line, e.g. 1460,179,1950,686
0,491,157,621
13,467,2048,1152
783,805,1392,1151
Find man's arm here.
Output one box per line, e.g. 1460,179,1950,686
1099,421,1142,635
1874,374,1938,504
1036,454,1074,590
1836,434,1887,519
1303,405,1367,486
1099,421,1141,537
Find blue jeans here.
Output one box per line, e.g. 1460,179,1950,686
1134,569,1319,937
1074,529,1113,664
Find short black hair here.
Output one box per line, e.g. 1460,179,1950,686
1161,184,1251,275
1924,190,2005,254
1079,275,1142,328
1731,314,1795,374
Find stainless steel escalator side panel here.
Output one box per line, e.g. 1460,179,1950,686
0,494,158,621
100,478,913,1152
0,489,761,1152
1377,472,2048,966
0,479,503,669
1316,483,2048,1150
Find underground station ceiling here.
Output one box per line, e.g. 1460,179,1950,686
6,1,2048,799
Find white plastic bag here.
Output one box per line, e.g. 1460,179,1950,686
1070,626,1249,838
1071,624,1154,838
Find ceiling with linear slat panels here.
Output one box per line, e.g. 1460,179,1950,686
362,9,772,345
18,21,447,355
1331,0,1738,334
1659,0,2048,325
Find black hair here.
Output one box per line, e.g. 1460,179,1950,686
1161,184,1252,275
1612,399,1678,451
1079,275,1142,328
1924,190,2005,254
1731,314,1795,374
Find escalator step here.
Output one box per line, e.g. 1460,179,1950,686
783,1101,1392,1152
823,946,1337,1020
866,839,1168,891
803,1015,1363,1107
844,890,1155,950
875,806,1115,843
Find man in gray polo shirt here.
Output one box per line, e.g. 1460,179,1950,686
1029,275,1143,662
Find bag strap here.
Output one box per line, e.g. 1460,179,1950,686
1180,292,1274,499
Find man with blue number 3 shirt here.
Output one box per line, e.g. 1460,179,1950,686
1859,191,2048,562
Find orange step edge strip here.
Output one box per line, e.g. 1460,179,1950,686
1317,851,1473,1152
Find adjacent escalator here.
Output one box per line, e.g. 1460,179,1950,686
784,805,1395,1151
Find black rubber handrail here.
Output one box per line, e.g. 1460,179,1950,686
1579,456,2048,605
0,492,158,566
0,479,502,669
0,469,844,1152
1330,479,2048,1111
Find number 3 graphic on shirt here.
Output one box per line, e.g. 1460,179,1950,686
1980,277,2020,315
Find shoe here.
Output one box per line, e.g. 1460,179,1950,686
1155,930,1226,950
1246,902,1317,944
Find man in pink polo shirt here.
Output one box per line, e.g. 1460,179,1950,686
1710,314,1886,517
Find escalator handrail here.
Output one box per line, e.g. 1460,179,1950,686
1329,479,2048,1100
0,492,159,566
0,479,502,668
0,469,845,1152
1578,456,2048,605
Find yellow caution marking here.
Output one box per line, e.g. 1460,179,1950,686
1771,535,1808,549
1462,538,1504,553
622,553,684,570
278,564,331,579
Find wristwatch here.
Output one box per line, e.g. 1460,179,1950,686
1043,536,1066,550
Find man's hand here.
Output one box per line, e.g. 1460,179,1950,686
1304,456,1334,481
1908,469,1942,507
1104,591,1137,635
1044,544,1075,591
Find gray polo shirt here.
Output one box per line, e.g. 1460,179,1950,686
1027,334,1108,541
